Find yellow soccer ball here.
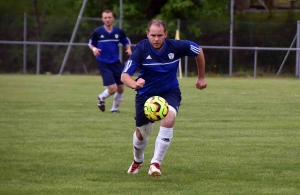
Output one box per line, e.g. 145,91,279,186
144,96,169,121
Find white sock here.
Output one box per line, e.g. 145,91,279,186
111,92,123,111
151,127,173,165
99,89,110,100
133,132,148,163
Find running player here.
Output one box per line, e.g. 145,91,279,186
121,19,207,177
88,10,132,113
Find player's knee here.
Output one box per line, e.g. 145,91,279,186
117,85,124,93
135,129,143,140
168,105,177,117
137,122,154,140
161,105,176,127
108,84,117,94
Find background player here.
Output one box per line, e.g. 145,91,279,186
121,19,207,177
88,10,132,113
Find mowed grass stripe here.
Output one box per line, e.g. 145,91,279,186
0,75,299,195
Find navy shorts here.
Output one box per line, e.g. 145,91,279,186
97,61,123,86
135,89,182,127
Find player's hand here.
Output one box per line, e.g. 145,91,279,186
93,48,101,56
126,49,132,56
136,78,145,89
196,78,207,90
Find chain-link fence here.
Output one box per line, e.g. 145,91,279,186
0,14,298,76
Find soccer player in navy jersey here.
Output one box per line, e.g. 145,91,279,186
88,10,132,113
121,19,207,178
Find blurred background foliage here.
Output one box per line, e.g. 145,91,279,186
0,0,299,76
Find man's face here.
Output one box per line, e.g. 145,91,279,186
147,25,167,51
102,12,114,27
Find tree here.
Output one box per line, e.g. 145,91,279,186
265,0,274,17
33,0,41,40
235,0,250,14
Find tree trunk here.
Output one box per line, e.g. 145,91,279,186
234,0,250,14
33,0,41,40
265,0,274,10
265,0,274,17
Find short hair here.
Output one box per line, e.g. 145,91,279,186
147,19,166,32
102,10,114,17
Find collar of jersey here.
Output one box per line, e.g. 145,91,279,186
149,40,166,56
102,25,114,34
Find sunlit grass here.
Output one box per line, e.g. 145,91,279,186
0,75,299,195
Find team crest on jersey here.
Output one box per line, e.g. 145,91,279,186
168,53,174,59
100,35,104,38
115,34,119,39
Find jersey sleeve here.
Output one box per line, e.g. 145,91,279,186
177,40,201,57
88,30,98,47
186,41,201,56
122,44,141,75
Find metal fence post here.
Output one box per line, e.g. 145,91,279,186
229,0,235,77
23,13,27,74
59,0,87,75
277,34,297,75
119,0,123,63
184,56,188,77
297,21,300,78
254,49,257,78
37,44,40,75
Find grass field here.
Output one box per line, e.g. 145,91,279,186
0,75,300,195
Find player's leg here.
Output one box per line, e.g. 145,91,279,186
148,89,181,178
148,108,175,178
127,123,154,174
110,61,125,113
128,95,154,174
97,61,117,112
110,84,124,113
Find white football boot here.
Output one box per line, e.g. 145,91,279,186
127,161,142,174
148,163,162,178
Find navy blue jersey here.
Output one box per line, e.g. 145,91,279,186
123,39,201,97
88,26,131,63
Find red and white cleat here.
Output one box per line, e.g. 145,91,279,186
127,161,142,174
148,163,162,178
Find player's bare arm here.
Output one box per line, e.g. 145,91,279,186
195,48,207,90
125,44,132,56
89,45,101,57
121,73,144,89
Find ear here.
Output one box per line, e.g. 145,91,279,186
146,31,149,38
165,31,168,38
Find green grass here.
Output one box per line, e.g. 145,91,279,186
0,75,300,195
